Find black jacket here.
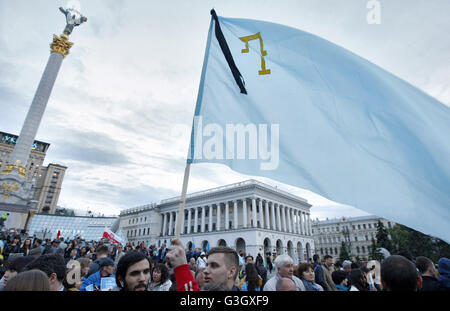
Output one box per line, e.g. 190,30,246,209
420,276,446,291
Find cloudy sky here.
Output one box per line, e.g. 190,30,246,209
0,0,448,219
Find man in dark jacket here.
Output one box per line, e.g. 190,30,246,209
313,254,328,291
415,256,444,291
255,257,268,287
86,245,110,276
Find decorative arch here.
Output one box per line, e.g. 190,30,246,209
235,238,246,253
276,239,283,255
217,239,227,247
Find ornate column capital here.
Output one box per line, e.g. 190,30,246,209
50,34,74,58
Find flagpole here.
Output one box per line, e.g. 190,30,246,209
173,14,215,239
175,162,191,238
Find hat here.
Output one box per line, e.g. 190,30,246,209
200,252,205,256
97,257,115,268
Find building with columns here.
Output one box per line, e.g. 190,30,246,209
119,180,315,264
311,215,395,261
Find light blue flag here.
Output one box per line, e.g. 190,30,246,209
188,11,450,242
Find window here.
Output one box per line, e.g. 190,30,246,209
355,236,358,241
362,246,366,253
358,224,361,230
363,224,366,229
368,224,372,229
330,248,333,254
356,246,360,253
335,248,338,254
320,248,323,255
352,225,356,230
365,235,369,241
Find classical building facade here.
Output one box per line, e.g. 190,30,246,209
0,131,49,183
120,180,315,264
0,131,67,215
311,215,395,260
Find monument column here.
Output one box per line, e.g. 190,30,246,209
0,6,87,208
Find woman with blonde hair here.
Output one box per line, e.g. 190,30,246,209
4,270,50,291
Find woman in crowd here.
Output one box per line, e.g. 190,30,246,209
348,268,370,291
296,263,324,291
4,270,50,291
149,263,172,291
20,238,32,256
239,263,263,291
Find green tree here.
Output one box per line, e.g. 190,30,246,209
368,237,384,261
390,224,450,262
339,241,351,262
376,220,393,252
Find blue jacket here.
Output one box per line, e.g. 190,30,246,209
313,262,328,291
80,270,116,291
437,258,450,289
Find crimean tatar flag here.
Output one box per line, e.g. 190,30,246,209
187,10,450,242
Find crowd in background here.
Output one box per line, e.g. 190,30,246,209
0,230,449,291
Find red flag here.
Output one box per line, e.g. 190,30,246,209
56,230,61,240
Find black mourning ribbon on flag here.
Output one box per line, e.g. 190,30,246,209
211,9,247,95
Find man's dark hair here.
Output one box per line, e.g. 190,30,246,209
208,247,239,276
25,254,66,282
313,254,320,262
245,255,254,261
381,255,419,291
351,262,360,269
96,245,109,255
33,238,42,245
332,270,347,285
324,255,333,260
115,251,150,290
415,256,434,274
6,256,35,273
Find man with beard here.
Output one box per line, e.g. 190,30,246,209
115,251,151,291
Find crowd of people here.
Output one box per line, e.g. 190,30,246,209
0,231,449,291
